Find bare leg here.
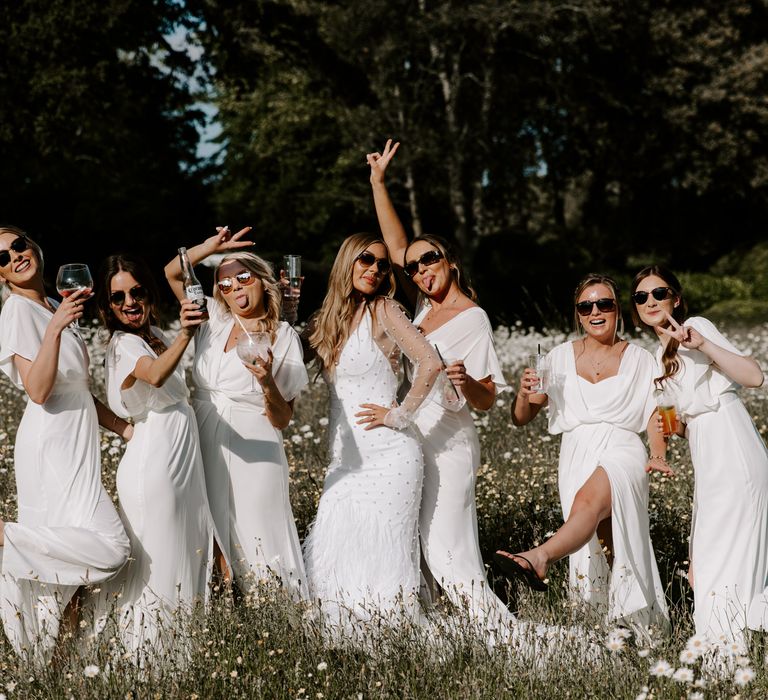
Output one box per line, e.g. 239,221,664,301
688,559,694,590
0,519,4,547
497,467,612,580
214,540,231,585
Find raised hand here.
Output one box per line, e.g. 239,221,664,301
658,312,705,349
366,139,400,185
204,225,255,255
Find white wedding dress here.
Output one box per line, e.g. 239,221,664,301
545,341,669,630
192,299,309,597
410,305,513,636
302,298,441,634
658,317,768,641
0,295,130,659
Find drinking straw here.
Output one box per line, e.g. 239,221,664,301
434,345,461,401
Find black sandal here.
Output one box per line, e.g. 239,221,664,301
493,552,548,592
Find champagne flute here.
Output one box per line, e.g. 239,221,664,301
236,331,271,365
56,263,93,328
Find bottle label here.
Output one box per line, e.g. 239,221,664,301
185,284,207,310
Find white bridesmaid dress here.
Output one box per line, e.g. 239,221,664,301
658,317,768,641
545,341,668,630
0,295,130,658
410,305,512,633
302,298,441,633
192,300,309,597
101,328,218,654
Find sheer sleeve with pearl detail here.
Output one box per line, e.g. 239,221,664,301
371,297,441,429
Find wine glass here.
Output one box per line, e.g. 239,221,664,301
236,332,271,365
56,263,93,327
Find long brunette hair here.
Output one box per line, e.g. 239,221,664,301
0,225,45,303
97,254,165,354
630,265,687,387
309,233,395,371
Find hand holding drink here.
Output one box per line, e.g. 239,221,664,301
527,347,549,395
657,388,679,437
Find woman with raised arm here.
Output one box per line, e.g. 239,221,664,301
367,141,511,636
631,266,768,643
0,225,130,659
301,233,441,635
495,274,669,634
165,229,309,599
95,254,220,657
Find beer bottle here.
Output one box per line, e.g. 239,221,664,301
178,247,208,319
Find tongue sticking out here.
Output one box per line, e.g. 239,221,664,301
235,295,249,309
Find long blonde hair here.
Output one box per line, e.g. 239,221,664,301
309,233,395,370
213,252,281,342
0,225,45,303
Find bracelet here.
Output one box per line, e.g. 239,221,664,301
649,455,666,462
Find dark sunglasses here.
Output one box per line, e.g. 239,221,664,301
110,285,148,306
575,298,616,316
217,270,257,294
355,251,391,275
631,287,674,305
403,249,444,278
0,236,30,268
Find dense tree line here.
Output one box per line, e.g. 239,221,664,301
2,1,768,324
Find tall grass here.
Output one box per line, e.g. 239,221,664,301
0,322,766,697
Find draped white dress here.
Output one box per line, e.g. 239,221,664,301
0,295,130,658
192,300,309,597
100,328,218,654
411,305,512,632
303,298,441,632
657,317,768,640
545,341,668,629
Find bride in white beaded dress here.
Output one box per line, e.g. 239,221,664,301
302,233,441,633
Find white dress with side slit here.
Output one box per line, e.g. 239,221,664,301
0,295,130,659
545,341,668,630
192,299,309,597
100,328,218,655
657,317,768,641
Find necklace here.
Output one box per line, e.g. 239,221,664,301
585,339,624,377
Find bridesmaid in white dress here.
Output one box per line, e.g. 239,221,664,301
165,230,309,597
496,274,669,632
631,266,768,642
95,254,219,655
366,141,512,634
0,226,131,659
302,233,441,633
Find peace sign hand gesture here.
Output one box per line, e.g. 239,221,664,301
658,312,705,350
202,226,255,256
366,139,400,185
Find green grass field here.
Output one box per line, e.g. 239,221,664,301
0,322,767,698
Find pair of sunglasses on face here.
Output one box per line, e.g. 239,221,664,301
403,249,444,278
110,285,148,306
217,270,258,294
0,236,29,268
576,287,675,315
355,251,391,275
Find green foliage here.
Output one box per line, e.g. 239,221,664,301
678,272,752,315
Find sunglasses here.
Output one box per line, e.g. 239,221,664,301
575,298,616,316
404,249,444,278
631,287,674,305
218,270,257,294
110,285,148,306
355,251,391,275
0,236,30,268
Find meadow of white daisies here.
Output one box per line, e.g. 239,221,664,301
0,321,767,699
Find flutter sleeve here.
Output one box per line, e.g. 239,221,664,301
106,331,153,419
376,297,442,429
0,296,46,390
271,322,309,402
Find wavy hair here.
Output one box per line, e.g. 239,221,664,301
309,233,395,371
572,273,624,337
404,234,477,302
212,252,281,343
630,265,687,387
97,254,165,354
0,225,45,303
